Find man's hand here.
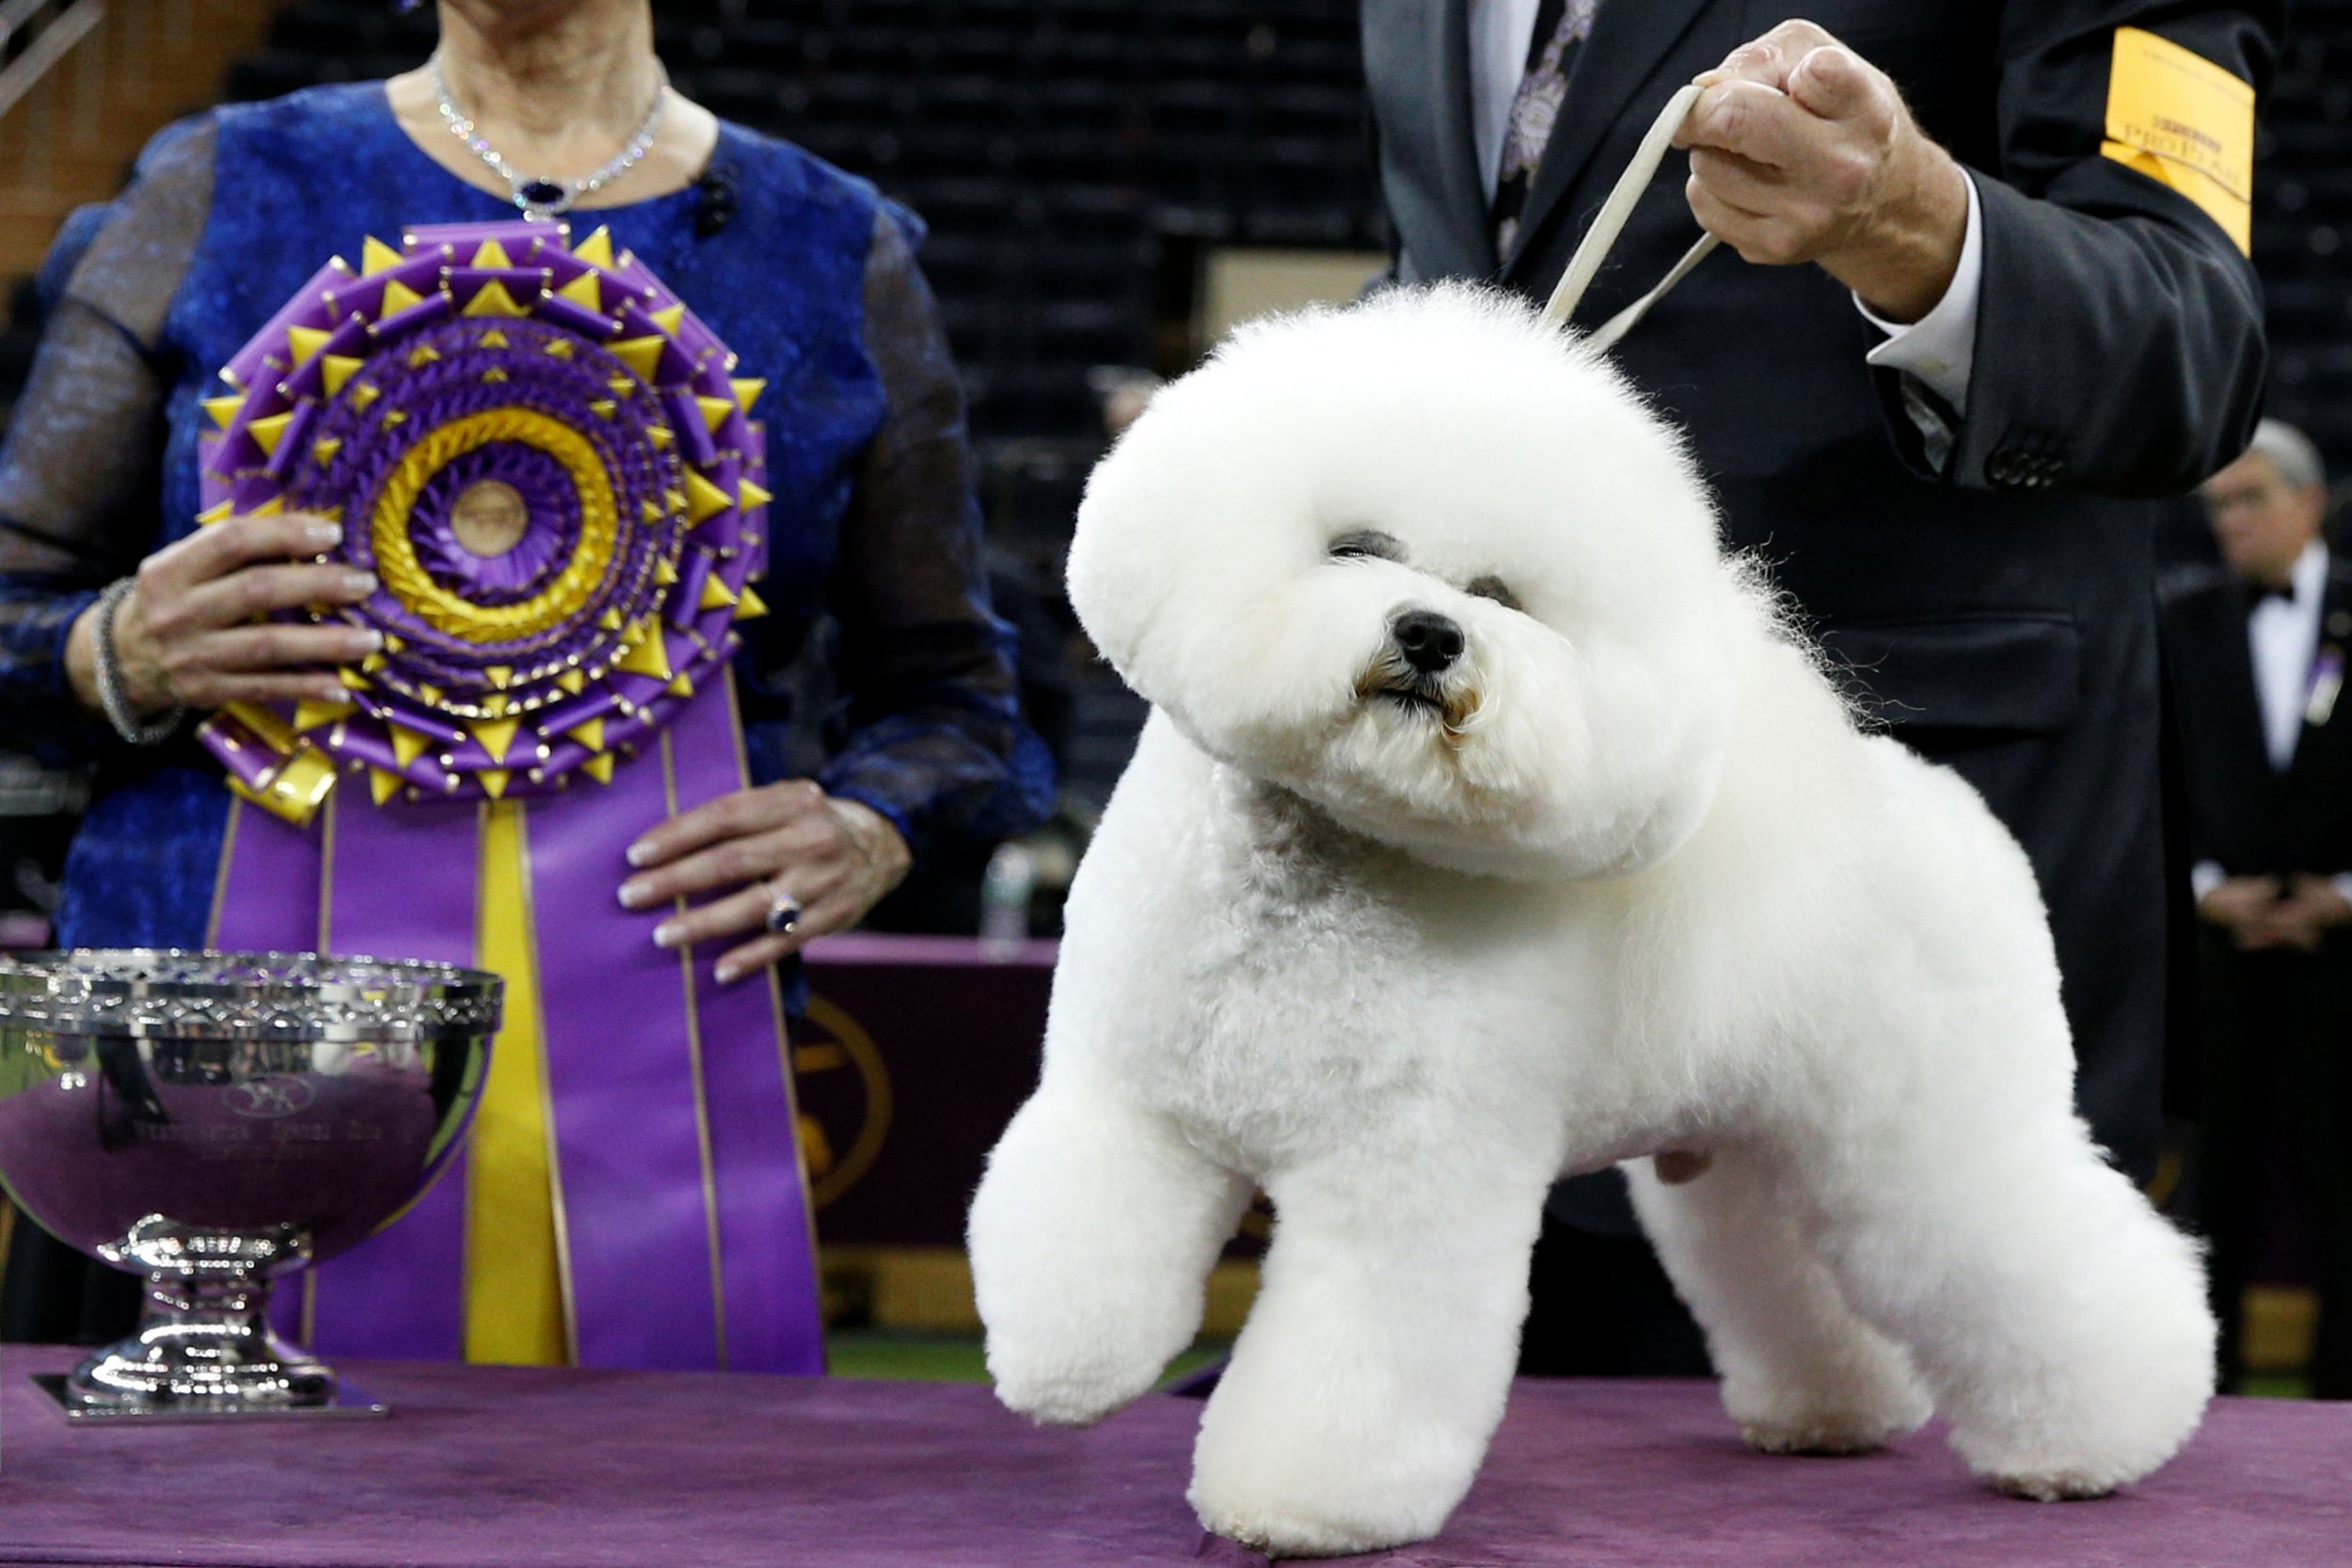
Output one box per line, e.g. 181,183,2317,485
2197,873,2352,952
1675,20,1970,323
2200,874,2285,949
2260,876,2352,954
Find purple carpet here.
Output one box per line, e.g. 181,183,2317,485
1326,1379,2352,1567
0,1350,2344,1566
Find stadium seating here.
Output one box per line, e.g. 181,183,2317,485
2259,10,2352,476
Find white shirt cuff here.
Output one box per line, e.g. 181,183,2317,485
2334,873,2352,910
1856,170,1983,419
2191,860,2226,903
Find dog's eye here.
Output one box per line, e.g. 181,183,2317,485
1328,529,1404,562
1465,575,1522,612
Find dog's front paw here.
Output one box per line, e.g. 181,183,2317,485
1189,1469,1454,1560
985,1334,1158,1428
1187,1391,1479,1558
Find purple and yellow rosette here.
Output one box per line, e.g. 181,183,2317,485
196,220,821,1377
196,219,773,821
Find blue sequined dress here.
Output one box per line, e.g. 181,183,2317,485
0,85,1051,947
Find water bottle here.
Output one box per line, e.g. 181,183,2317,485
979,841,1038,960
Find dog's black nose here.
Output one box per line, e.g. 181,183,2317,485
1391,610,1465,673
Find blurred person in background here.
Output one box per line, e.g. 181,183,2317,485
1362,2,2272,1374
2162,419,2352,1398
0,0,1048,1360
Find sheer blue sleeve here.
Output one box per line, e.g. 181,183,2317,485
812,207,1055,858
0,119,212,766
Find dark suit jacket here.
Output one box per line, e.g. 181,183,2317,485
1363,0,2276,1187
2159,560,2352,879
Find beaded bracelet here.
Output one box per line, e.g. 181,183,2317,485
91,578,183,746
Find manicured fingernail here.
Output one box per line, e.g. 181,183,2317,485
307,521,342,547
618,879,650,909
652,922,682,949
626,841,654,867
343,571,377,595
315,682,347,703
713,963,740,985
359,629,385,652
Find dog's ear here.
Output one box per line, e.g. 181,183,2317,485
1064,367,1311,707
1064,443,1161,685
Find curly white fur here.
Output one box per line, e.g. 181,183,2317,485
967,285,2214,1557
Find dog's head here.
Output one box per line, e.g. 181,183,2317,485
1069,284,1752,879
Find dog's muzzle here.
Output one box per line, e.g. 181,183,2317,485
1358,610,1479,737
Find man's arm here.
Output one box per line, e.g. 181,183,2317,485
1677,8,2276,497
1957,4,2274,495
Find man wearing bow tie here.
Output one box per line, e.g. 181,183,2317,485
2163,421,2352,1398
1360,1,2275,1373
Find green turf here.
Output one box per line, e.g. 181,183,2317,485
825,1330,1228,1387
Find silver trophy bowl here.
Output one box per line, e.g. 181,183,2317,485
0,950,498,1419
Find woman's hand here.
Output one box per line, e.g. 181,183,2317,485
66,512,381,718
619,780,914,983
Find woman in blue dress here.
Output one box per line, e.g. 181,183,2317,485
0,0,1051,1365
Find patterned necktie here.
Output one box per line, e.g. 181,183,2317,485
1492,0,1599,260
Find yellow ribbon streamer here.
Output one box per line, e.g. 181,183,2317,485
463,799,572,1365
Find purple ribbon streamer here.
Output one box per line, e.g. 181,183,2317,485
521,754,723,1370
669,678,825,1374
303,796,483,1361
210,799,475,1360
210,800,322,954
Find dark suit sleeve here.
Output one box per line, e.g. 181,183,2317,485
1909,4,2274,498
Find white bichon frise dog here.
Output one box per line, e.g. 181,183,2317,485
967,285,2214,1558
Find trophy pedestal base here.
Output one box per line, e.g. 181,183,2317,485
31,1373,389,1421
37,1254,390,1421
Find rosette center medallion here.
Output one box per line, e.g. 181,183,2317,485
447,479,530,558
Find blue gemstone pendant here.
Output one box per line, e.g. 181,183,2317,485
515,179,571,216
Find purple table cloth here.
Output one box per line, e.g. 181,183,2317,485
0,1351,2345,1567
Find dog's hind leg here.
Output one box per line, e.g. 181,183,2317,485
1627,1146,1931,1454
1803,1115,2215,1499
969,1077,1252,1426
1186,1136,1553,1558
